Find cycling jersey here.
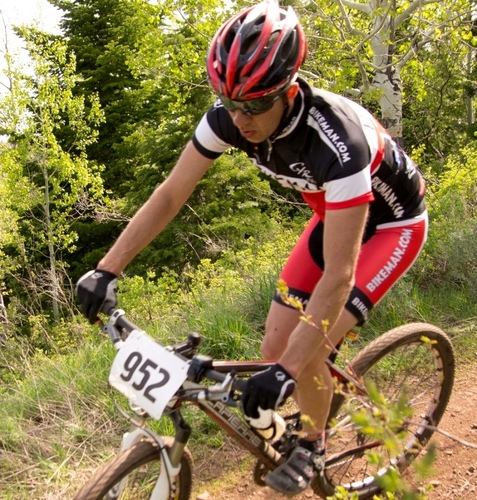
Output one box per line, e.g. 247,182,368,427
192,78,426,238
192,78,427,323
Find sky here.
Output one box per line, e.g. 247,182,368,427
0,0,62,37
0,0,63,90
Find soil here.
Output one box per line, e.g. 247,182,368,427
192,369,477,500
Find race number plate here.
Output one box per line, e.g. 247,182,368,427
109,330,190,419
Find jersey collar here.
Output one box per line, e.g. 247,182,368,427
272,85,305,141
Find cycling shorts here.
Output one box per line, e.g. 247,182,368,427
273,212,428,324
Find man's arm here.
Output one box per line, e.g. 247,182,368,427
278,203,369,379
98,141,215,275
75,141,215,322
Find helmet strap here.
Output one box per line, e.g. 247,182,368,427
269,85,299,140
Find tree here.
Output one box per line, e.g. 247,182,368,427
0,29,104,322
465,1,477,136
42,0,293,277
300,0,472,149
49,0,164,194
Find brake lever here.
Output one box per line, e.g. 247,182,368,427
197,372,239,405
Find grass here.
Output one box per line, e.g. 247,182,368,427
1,234,477,498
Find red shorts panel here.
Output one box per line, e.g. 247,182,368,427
275,212,428,322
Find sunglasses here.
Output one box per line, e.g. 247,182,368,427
219,91,286,115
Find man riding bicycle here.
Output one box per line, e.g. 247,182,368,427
77,1,427,495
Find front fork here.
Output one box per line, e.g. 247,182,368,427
108,410,191,500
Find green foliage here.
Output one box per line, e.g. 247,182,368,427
0,29,106,322
402,29,471,172
116,227,299,357
123,150,289,276
0,146,31,279
299,0,472,154
347,379,434,500
51,0,162,194
420,143,477,299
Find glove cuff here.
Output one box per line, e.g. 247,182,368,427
275,363,296,382
95,269,118,280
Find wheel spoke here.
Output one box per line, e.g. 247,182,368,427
313,324,455,499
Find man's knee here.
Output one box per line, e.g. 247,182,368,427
262,300,305,359
262,316,294,360
261,332,284,360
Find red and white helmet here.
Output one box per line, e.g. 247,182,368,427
207,1,307,100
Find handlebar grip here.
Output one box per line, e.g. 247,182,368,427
114,314,140,333
233,377,247,392
106,308,140,332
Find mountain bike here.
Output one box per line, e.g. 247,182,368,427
73,308,455,500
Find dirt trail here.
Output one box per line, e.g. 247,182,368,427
192,369,477,499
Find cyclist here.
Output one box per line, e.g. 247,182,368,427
76,1,427,495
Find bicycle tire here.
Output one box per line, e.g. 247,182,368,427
313,322,455,499
73,437,193,500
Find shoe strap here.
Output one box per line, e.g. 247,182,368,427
297,448,324,472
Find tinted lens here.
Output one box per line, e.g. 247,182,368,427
220,94,280,115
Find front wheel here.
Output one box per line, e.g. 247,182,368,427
313,323,455,499
73,437,193,500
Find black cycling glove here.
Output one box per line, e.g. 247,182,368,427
76,269,118,324
241,363,296,419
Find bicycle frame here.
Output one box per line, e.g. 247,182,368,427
75,311,455,500
99,309,370,500
109,356,367,500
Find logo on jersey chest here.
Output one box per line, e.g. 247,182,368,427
249,158,319,192
309,107,351,164
289,162,315,184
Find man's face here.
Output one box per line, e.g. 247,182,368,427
222,84,298,143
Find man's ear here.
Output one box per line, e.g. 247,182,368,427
286,82,299,102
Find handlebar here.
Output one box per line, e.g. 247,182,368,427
100,308,247,393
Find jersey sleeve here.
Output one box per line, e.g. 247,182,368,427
324,167,375,210
317,98,384,211
192,101,237,159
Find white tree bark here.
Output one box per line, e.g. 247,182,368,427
333,0,451,144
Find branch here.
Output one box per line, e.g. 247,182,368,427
0,11,14,93
339,0,372,14
396,8,467,70
332,0,368,37
418,423,477,450
395,0,442,29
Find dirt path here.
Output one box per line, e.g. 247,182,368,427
412,372,477,498
192,369,477,499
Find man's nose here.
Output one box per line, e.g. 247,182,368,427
230,109,251,126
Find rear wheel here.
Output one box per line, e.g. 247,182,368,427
313,323,455,499
73,437,193,500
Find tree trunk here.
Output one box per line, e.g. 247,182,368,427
373,65,404,146
370,0,404,146
42,162,60,322
0,291,7,323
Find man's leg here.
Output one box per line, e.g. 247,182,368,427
295,309,358,435
262,216,428,494
263,302,359,495
264,301,358,437
262,300,301,360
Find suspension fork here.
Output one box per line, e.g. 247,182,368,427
167,410,192,465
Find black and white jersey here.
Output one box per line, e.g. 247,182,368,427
192,78,426,231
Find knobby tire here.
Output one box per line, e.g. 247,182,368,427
312,322,455,499
73,437,193,500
